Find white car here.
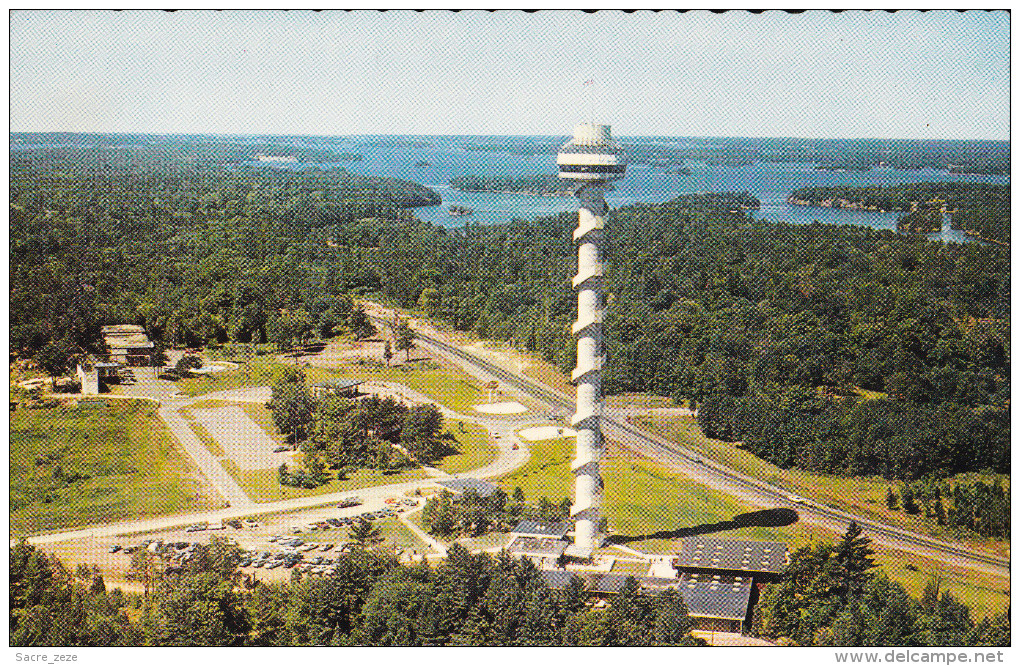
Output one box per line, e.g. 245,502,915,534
786,494,807,504
244,519,260,528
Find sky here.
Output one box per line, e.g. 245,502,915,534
9,9,1011,140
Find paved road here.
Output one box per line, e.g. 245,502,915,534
365,310,1009,579
158,402,254,508
24,379,533,547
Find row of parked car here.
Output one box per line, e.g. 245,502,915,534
184,518,260,533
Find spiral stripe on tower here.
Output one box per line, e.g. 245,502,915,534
557,124,626,559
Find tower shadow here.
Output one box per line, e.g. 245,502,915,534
606,508,799,545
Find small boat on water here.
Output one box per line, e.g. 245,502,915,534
449,205,474,216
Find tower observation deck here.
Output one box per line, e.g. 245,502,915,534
557,124,626,558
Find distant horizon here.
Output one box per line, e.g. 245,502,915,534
10,131,1010,144
10,11,1009,140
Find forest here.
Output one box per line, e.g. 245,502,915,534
9,152,1010,490
9,525,1008,646
788,182,1010,245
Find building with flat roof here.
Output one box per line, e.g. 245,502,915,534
436,477,501,498
311,378,364,399
76,354,121,395
507,536,568,569
101,325,155,367
509,520,571,540
672,537,789,581
678,573,756,633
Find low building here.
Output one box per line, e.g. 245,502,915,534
101,325,155,367
672,537,789,583
508,520,571,541
678,573,756,633
76,354,120,395
311,378,364,399
507,536,568,569
436,477,501,498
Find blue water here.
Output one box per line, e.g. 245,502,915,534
315,138,1007,243
15,135,1009,242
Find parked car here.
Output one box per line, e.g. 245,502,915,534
244,519,260,528
226,519,242,529
107,545,122,553
265,561,282,569
273,446,289,453
326,518,342,527
267,535,279,542
320,543,334,551
338,497,363,508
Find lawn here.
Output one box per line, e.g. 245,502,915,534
635,415,1010,557
495,435,1009,618
433,421,499,475
220,461,429,504
10,400,225,536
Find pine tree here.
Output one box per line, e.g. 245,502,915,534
834,521,877,596
348,519,383,548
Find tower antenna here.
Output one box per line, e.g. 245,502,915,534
556,123,626,559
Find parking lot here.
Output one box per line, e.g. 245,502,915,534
45,494,427,588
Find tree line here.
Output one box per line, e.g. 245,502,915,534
10,148,1009,495
11,524,1008,647
753,522,1009,646
788,182,1009,244
9,540,700,647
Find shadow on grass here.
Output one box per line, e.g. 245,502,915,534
607,508,799,545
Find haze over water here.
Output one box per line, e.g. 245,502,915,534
303,135,1009,243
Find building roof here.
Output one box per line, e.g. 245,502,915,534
677,573,754,621
580,573,679,596
540,569,577,590
436,477,501,498
101,325,153,349
674,537,789,575
507,537,568,558
313,378,364,390
510,520,571,539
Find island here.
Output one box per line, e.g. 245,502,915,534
897,207,944,235
449,174,572,196
788,182,1010,245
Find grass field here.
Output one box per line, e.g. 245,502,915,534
221,461,429,503
636,415,1010,557
495,436,1009,618
10,400,224,536
433,421,499,475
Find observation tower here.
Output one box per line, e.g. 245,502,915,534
557,124,626,558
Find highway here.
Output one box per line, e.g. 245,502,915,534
376,314,1009,578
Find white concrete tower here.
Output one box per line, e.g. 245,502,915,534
557,123,626,558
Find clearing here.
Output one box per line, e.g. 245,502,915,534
636,414,1010,558
10,400,224,536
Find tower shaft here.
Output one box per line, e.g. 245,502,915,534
570,186,607,556
557,123,625,560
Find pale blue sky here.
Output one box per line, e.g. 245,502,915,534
9,10,1010,139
